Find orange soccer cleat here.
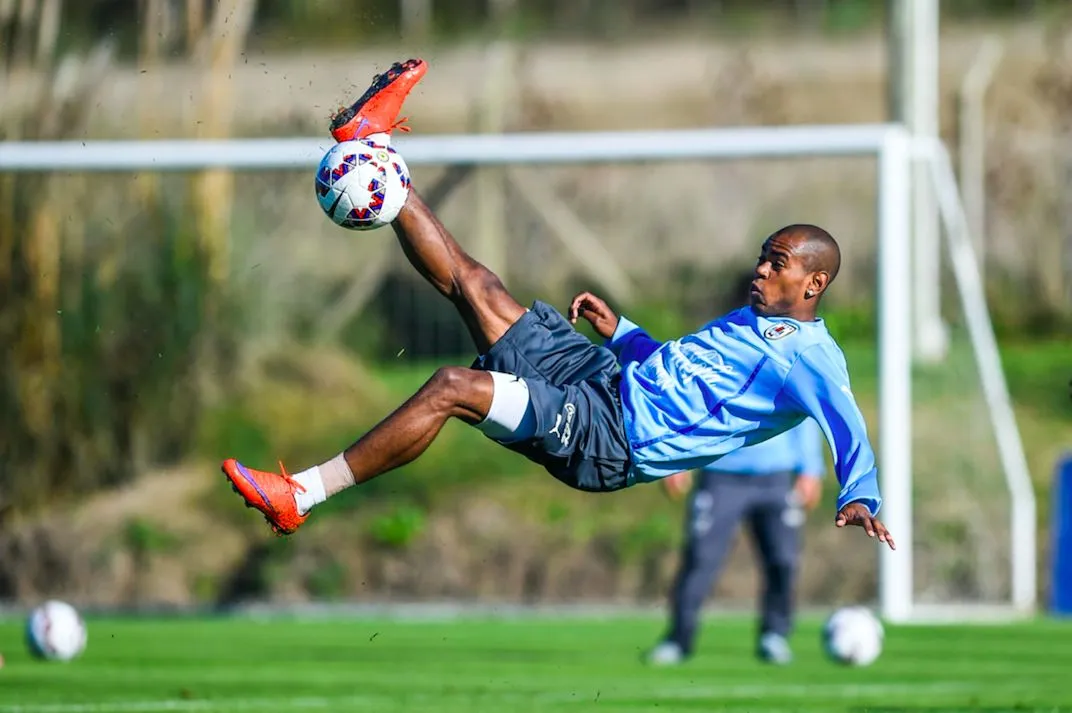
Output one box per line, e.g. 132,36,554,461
221,458,308,535
330,58,428,142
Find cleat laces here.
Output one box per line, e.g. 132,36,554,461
277,460,306,495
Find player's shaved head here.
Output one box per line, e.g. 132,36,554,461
750,224,842,321
770,224,841,283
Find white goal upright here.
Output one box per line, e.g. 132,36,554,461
0,123,1035,623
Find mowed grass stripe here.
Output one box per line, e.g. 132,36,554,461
1,617,1071,713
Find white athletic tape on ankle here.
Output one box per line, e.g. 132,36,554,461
475,371,535,442
292,466,327,516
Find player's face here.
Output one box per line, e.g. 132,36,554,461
750,235,815,317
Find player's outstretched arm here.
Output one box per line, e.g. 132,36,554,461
569,291,662,365
781,349,895,550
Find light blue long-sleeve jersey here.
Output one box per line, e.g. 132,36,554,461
607,306,881,515
705,417,826,477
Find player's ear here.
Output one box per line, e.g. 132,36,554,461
806,271,830,299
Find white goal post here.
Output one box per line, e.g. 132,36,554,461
0,123,1035,623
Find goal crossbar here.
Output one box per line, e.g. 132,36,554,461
0,124,897,171
0,123,1035,623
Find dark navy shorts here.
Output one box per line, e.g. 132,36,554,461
472,301,633,493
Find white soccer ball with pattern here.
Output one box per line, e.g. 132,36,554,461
26,600,87,662
315,139,411,231
822,606,883,666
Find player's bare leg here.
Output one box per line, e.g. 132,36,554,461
340,367,491,481
327,57,525,353
392,190,526,353
223,367,519,534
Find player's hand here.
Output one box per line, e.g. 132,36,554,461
661,471,693,501
568,291,619,339
836,502,896,550
794,476,822,511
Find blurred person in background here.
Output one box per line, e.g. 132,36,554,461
646,273,826,667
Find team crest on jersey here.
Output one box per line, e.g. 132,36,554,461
763,322,798,340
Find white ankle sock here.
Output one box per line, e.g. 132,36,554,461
292,466,328,516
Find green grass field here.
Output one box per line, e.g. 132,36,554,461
1,614,1071,712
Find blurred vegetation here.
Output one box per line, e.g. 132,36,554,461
368,504,428,549
1,0,1070,541
0,0,256,517
29,0,1072,57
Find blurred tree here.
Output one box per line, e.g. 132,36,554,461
187,0,258,401
0,0,258,520
0,0,118,516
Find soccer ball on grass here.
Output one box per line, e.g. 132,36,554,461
26,600,87,662
315,139,411,231
822,605,883,666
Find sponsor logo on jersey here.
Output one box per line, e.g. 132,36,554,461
764,322,798,340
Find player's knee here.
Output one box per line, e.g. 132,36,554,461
424,366,490,413
427,366,476,400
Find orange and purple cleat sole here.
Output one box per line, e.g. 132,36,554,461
221,458,308,535
330,58,428,142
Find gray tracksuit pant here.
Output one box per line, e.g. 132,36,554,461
665,469,802,654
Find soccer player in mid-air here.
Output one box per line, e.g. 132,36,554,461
221,58,895,551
